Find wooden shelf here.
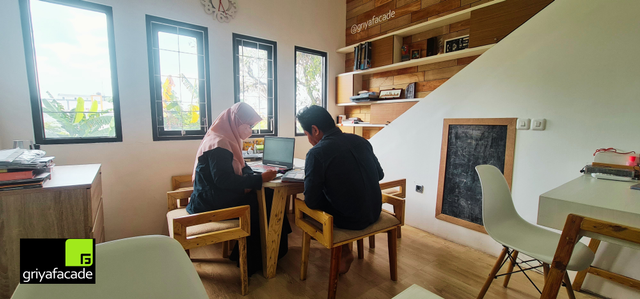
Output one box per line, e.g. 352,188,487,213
337,98,420,107
339,123,387,127
338,44,493,76
337,0,504,54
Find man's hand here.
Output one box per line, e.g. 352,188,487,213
261,170,277,182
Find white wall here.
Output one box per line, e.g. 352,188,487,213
369,0,640,297
0,0,345,239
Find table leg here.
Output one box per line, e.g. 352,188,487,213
259,186,290,279
572,238,600,291
256,188,269,278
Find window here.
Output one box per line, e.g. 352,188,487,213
146,16,211,141
294,47,327,135
233,34,277,136
19,0,122,144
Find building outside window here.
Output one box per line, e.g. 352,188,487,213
294,46,327,135
146,15,211,141
19,0,123,144
233,34,277,136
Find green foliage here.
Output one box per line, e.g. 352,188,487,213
42,97,115,138
161,75,200,131
295,52,324,133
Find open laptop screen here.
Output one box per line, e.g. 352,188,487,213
263,137,295,168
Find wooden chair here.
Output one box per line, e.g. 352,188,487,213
367,179,406,249
166,179,251,295
541,214,640,298
171,174,236,257
295,191,405,299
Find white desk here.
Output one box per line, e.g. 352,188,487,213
538,174,640,291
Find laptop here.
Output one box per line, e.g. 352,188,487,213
250,137,295,174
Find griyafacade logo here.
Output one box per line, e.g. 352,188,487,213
21,239,96,284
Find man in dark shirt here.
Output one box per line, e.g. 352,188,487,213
297,105,384,273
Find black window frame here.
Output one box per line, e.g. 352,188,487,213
146,15,212,141
294,46,327,136
232,33,278,137
19,0,123,144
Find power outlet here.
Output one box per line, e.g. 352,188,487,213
517,118,531,130
415,185,424,193
532,118,546,130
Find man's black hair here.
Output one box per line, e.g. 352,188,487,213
296,105,336,134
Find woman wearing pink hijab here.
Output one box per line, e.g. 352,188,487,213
187,102,290,276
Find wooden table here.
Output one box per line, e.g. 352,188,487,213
256,158,305,279
538,174,640,291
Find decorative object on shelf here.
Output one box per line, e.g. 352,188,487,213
444,35,469,53
426,37,438,57
337,115,347,124
350,91,379,102
379,89,402,99
343,117,364,124
401,45,410,62
411,49,420,60
405,83,416,99
201,0,237,23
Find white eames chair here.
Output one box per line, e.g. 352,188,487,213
475,165,594,299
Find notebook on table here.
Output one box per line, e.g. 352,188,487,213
281,169,305,182
250,137,295,174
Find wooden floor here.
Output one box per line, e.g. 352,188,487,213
190,214,598,299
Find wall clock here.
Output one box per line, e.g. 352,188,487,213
201,0,237,23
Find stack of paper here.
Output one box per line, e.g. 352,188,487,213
0,148,54,191
0,149,54,170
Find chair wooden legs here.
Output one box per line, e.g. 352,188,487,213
222,241,230,258
477,247,508,299
563,272,576,299
357,239,364,259
239,237,248,296
543,263,550,280
572,238,600,291
502,250,519,287
388,228,398,281
328,246,342,299
286,195,296,214
301,232,311,281
368,228,400,251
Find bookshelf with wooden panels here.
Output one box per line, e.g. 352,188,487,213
338,1,503,139
338,0,552,139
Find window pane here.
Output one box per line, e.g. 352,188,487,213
30,0,116,139
237,42,273,133
146,16,210,140
157,32,201,132
295,49,326,134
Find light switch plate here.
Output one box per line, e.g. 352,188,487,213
532,118,546,130
517,118,531,130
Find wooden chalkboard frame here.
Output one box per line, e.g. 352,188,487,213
435,118,516,234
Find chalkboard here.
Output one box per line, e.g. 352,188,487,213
436,118,516,233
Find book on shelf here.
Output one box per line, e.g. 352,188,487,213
353,45,359,71
352,42,372,71
0,181,46,191
364,42,371,69
0,170,34,181
0,172,51,191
